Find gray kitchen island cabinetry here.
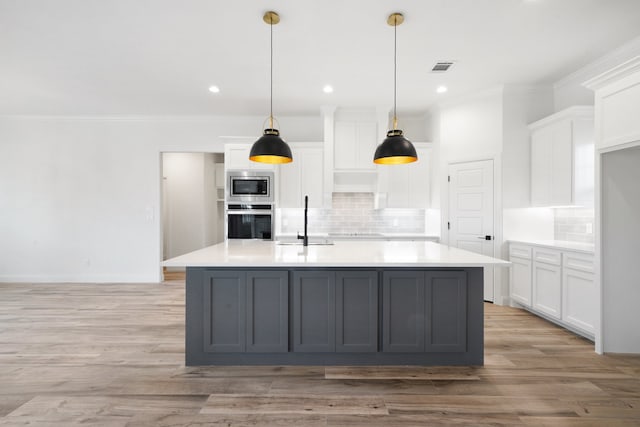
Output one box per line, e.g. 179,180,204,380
186,266,482,366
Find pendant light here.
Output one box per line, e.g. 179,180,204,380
373,13,418,165
249,11,293,164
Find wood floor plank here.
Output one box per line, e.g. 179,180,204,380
126,413,328,426
324,366,480,381
383,395,582,417
570,397,640,419
520,416,640,426
268,377,444,396
200,394,388,415
118,378,274,395
6,395,208,418
326,413,524,426
178,365,325,378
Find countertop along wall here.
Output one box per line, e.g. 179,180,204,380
0,115,322,282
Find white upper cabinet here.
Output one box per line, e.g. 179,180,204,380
224,143,276,171
529,106,594,207
278,143,324,208
377,143,431,209
334,121,377,171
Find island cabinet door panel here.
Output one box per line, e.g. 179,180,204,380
424,272,468,353
292,272,336,352
202,271,246,353
246,271,289,353
382,271,425,353
335,271,378,353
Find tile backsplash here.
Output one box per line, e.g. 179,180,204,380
554,208,594,243
278,192,425,235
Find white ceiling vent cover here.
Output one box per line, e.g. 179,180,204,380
431,62,455,72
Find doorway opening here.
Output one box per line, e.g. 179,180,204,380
161,152,225,281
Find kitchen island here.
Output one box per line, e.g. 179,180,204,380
163,240,509,366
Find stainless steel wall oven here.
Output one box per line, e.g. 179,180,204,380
226,203,274,240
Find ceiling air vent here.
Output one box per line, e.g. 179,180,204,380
431,61,454,73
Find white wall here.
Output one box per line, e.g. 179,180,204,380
438,87,504,165
601,145,640,353
0,115,322,282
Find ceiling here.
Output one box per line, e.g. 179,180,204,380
1,0,640,116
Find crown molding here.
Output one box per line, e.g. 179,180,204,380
0,114,252,122
527,105,594,131
582,56,640,90
0,113,320,122
555,36,640,90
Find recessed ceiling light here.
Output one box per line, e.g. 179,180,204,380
436,85,448,94
208,85,220,93
323,85,334,94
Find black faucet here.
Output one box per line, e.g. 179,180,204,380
297,195,309,247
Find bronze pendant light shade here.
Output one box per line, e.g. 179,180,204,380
249,11,293,164
373,13,418,165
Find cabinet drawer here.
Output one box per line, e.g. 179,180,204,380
509,244,532,259
563,252,595,273
533,248,562,266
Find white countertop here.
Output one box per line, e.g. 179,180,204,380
508,239,594,254
163,240,510,268
276,233,440,241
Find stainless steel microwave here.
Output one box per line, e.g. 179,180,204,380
226,170,274,203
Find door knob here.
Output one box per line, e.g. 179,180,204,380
477,235,493,240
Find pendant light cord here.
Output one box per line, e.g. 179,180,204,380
270,18,274,128
393,16,397,129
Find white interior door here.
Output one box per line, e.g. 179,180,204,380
448,160,495,301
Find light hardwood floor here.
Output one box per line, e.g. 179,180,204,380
1,280,639,426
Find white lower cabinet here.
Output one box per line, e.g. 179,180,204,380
509,242,595,339
562,252,596,335
509,244,532,307
532,248,562,320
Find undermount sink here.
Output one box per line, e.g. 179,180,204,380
276,239,334,246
